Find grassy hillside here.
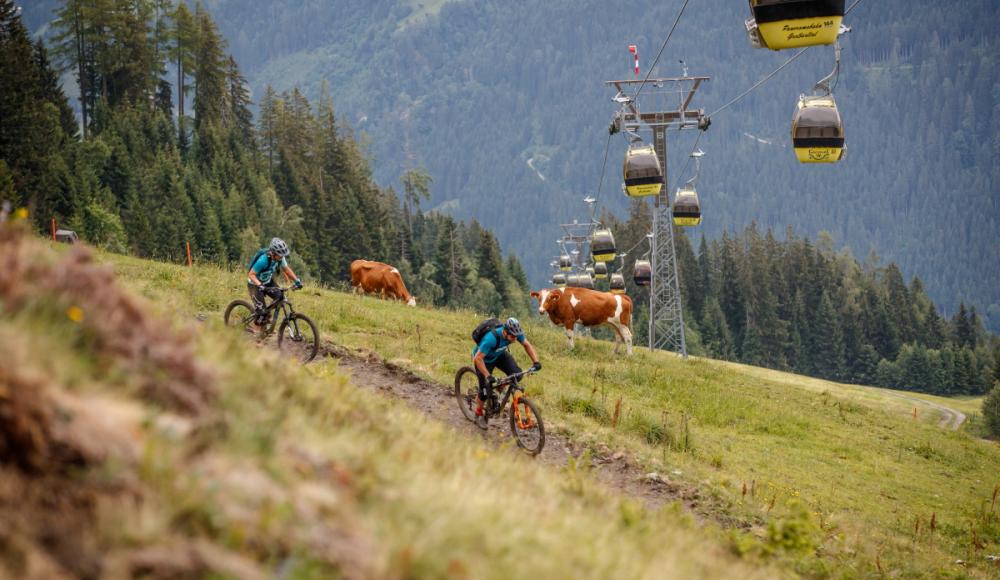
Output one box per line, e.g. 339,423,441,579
94,245,1000,577
1,225,784,578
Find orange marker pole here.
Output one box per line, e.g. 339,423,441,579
51,218,56,241
185,241,192,267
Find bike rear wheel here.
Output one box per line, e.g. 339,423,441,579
277,313,320,362
454,366,481,423
224,300,264,337
510,395,545,455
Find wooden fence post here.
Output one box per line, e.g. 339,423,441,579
186,241,192,267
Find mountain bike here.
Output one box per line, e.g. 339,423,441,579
454,367,545,455
223,286,319,362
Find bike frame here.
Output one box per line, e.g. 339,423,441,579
489,369,538,429
258,286,298,333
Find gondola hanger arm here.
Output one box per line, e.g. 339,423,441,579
813,42,841,96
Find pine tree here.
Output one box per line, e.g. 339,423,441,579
953,347,975,395
864,285,901,361
992,347,1000,386
954,303,975,348
813,291,846,379
434,216,467,305
168,2,196,141
51,0,93,138
477,228,505,298
884,264,915,344
853,345,880,386
225,55,253,141
507,254,529,293
983,382,1000,437
258,85,279,172
400,166,431,235
1,1,72,220
787,289,807,372
33,40,77,141
744,225,787,369
719,232,746,352
701,297,734,360
193,5,226,132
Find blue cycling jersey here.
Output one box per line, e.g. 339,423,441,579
249,253,287,284
472,327,525,363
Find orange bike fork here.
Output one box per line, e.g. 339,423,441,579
512,392,535,429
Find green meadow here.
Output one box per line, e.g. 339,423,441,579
96,248,1000,577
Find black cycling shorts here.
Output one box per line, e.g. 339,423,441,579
477,351,522,395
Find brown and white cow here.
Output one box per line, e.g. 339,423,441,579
530,287,633,355
350,259,416,306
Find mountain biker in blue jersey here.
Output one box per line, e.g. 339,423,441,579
248,237,302,325
472,317,541,428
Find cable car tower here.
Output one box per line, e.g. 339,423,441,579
606,73,709,356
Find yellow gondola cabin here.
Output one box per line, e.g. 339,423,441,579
672,187,702,226
792,94,845,163
623,145,663,197
746,0,845,51
591,229,617,262
633,260,652,286
610,273,626,294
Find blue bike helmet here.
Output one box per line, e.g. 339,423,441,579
504,317,524,339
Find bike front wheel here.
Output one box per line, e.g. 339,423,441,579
277,313,320,362
510,395,545,455
454,366,481,423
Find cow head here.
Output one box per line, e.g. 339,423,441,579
531,288,559,315
398,286,416,307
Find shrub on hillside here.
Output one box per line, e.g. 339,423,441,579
984,382,1000,437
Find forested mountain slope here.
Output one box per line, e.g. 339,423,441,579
6,0,532,317
26,0,996,329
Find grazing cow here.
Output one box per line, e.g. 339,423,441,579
350,259,416,306
530,287,633,355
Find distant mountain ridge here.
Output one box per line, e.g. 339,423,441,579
23,0,1000,330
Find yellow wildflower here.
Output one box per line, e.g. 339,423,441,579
66,305,84,323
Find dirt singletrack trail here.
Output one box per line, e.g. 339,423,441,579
317,341,713,517
886,392,967,430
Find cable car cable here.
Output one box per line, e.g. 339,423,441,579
845,0,870,16
618,233,653,260
632,0,694,102
708,47,810,118
667,130,704,197
589,132,614,224
708,0,869,120
591,0,696,230
582,0,869,265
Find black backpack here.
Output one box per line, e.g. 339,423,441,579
471,317,502,344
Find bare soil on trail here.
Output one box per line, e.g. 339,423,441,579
882,392,967,431
316,341,719,519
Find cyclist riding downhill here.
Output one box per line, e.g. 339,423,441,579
471,317,541,429
248,237,302,326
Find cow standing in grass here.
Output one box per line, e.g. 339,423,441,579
350,260,416,306
531,287,633,355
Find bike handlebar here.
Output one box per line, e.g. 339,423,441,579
495,367,538,386
261,284,301,293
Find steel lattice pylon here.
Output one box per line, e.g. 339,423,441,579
648,125,687,355
605,76,709,357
